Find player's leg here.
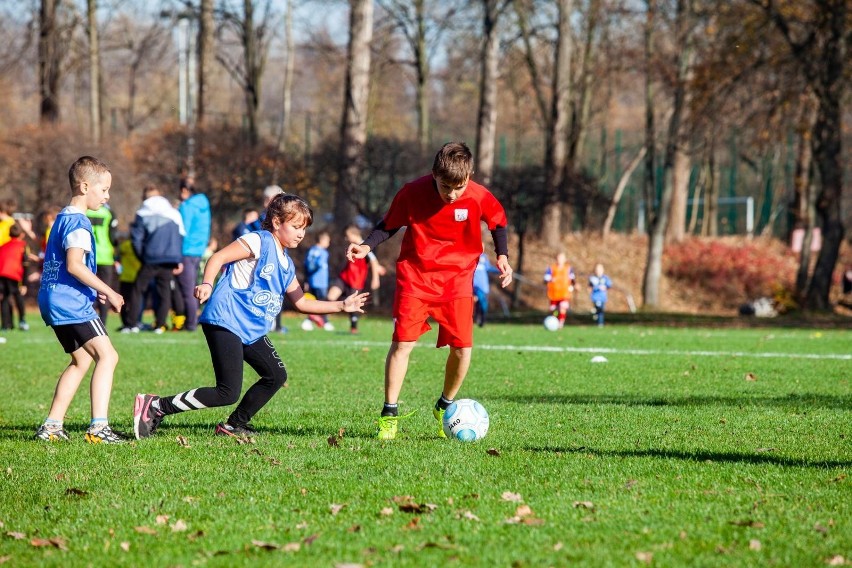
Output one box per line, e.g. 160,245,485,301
557,299,569,327
136,324,244,439
0,278,12,329
432,297,475,437
12,286,27,329
223,335,287,435
385,340,417,405
152,266,172,331
80,329,123,443
179,256,201,331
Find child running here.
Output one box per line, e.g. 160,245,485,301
544,252,575,329
133,194,368,439
347,141,513,439
588,262,613,326
35,156,125,443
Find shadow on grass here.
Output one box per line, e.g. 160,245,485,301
524,445,852,469
494,392,852,409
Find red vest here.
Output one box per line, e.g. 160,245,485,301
0,238,25,281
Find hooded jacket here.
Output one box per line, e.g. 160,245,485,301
179,192,211,257
131,195,185,265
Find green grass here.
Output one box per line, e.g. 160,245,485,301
0,315,849,567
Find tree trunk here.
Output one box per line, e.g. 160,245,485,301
414,0,429,155
243,0,260,146
335,0,373,226
197,0,214,125
602,146,645,238
87,0,101,142
792,94,817,301
39,0,62,123
643,0,689,308
474,0,500,187
641,0,655,235
279,0,295,152
540,0,573,248
666,147,690,242
567,0,600,168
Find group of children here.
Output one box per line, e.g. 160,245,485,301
544,253,613,328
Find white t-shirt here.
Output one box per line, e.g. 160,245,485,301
63,206,93,254
229,233,290,289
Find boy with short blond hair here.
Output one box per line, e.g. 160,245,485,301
35,156,125,443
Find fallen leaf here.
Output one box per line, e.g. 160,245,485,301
815,523,829,534
636,551,653,564
745,372,757,381
234,436,256,445
64,488,88,497
0,555,11,564
826,555,846,566
392,495,416,505
7,532,26,540
501,491,523,503
296,521,309,529
300,488,307,496
390,545,404,553
171,519,188,532
182,496,198,504
379,507,394,516
624,480,638,490
176,435,190,447
30,537,67,551
830,473,847,483
573,501,595,510
348,525,361,533
187,530,204,541
554,542,564,551
516,505,534,518
304,533,319,546
327,435,340,447
416,541,458,550
252,540,281,551
155,515,169,525
267,457,281,466
134,526,157,535
403,517,421,530
399,503,423,513
120,542,130,552
54,473,66,481
730,519,765,528
749,539,762,551
461,511,480,522
330,503,346,516
283,542,300,552
338,428,346,438
487,448,501,456
336,564,364,568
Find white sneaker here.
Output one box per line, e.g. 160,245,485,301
323,322,335,331
18,321,29,331
300,319,314,331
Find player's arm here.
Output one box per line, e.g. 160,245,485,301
286,280,369,314
488,224,513,288
348,219,400,262
194,238,252,302
65,247,124,312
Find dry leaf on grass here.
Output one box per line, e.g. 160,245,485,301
6,532,26,540
403,517,421,530
329,504,346,516
0,555,11,564
30,537,67,551
573,501,595,510
134,526,157,535
501,491,523,503
825,555,847,566
636,551,653,564
64,488,88,497
487,448,501,456
749,539,762,551
745,372,758,381
379,507,394,516
171,519,188,532
176,435,190,447
304,534,319,546
554,542,564,551
155,515,169,525
729,519,765,528
120,542,130,552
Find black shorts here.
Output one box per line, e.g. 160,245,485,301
331,279,358,297
52,319,108,354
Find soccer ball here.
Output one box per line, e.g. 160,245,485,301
300,319,315,331
442,399,489,442
543,315,560,331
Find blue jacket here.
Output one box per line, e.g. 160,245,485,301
179,192,211,257
131,196,185,265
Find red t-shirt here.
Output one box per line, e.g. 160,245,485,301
340,256,368,289
382,175,507,301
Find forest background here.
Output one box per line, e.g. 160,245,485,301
0,0,849,316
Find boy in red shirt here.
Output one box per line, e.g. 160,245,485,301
327,225,384,334
347,142,513,439
0,224,31,330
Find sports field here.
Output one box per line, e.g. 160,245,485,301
1,316,849,566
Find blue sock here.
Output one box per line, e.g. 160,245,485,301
89,418,108,431
44,418,63,430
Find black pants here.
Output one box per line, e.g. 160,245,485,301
157,324,288,426
94,264,117,323
0,277,25,329
128,263,175,328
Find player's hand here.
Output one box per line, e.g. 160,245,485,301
107,291,124,313
496,255,513,288
194,282,214,303
342,290,370,313
346,243,370,262
173,263,184,276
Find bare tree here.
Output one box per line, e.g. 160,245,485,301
335,0,374,226
39,0,64,123
197,0,215,125
474,0,510,187
278,0,295,152
87,0,101,142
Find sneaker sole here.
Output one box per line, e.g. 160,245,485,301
133,394,155,440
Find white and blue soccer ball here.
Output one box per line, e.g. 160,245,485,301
543,315,560,331
442,399,490,442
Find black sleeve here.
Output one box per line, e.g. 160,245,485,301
490,225,509,258
361,220,399,251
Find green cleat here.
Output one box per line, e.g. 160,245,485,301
376,410,416,440
433,407,447,438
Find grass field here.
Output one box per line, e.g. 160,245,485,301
0,314,849,567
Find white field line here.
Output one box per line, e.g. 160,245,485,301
280,339,852,361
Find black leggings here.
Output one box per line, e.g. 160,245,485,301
158,324,288,426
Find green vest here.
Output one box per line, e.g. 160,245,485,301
86,206,116,266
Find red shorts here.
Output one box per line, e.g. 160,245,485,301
392,293,474,348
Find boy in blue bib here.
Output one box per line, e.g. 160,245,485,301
133,194,369,439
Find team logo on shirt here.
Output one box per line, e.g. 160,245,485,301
42,259,61,283
454,209,468,222
259,263,275,280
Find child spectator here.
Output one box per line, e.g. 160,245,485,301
347,142,513,440
328,224,384,334
544,252,575,329
117,233,142,332
473,252,499,327
0,224,31,330
132,194,368,439
232,209,259,241
588,262,613,327
303,230,332,330
35,156,125,443
86,204,119,323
